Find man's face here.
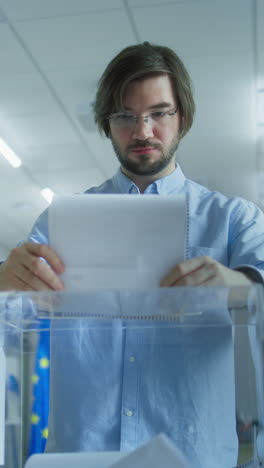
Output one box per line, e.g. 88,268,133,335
109,74,182,177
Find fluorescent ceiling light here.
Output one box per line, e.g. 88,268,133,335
41,188,54,204
0,138,22,168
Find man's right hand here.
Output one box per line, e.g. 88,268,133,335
0,242,65,291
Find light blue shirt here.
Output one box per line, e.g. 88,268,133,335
27,165,264,467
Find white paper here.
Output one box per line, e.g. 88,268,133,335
49,194,185,290
24,435,192,468
110,433,192,468
25,451,124,468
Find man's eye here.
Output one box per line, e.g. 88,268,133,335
151,111,166,119
118,114,134,121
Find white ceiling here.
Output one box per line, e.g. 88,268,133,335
0,0,263,257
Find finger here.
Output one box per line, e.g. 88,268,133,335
160,256,211,286
200,276,222,287
0,265,47,292
170,264,217,286
13,262,64,291
201,269,253,287
2,275,34,292
8,246,64,291
24,258,64,291
22,243,65,274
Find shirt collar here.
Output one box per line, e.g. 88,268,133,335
112,165,186,195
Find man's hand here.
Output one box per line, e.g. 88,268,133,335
0,242,65,291
160,256,253,287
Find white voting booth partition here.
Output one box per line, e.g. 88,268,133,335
0,286,264,468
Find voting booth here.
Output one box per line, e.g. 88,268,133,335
1,286,264,468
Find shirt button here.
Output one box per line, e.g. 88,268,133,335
125,410,133,417
131,186,138,194
129,356,135,362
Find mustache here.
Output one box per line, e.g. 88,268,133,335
126,141,162,151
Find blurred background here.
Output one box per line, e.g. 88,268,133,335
0,0,263,257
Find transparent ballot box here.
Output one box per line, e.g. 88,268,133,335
1,286,264,468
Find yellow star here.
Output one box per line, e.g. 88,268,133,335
31,374,39,384
42,428,49,439
31,414,40,425
39,357,49,369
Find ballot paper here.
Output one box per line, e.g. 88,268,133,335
24,434,192,468
49,194,185,290
25,451,124,468
110,433,192,468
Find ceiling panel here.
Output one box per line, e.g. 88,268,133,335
132,0,253,56
177,52,256,184
46,68,100,135
13,10,136,72
84,133,119,177
0,23,36,73
257,0,264,53
0,73,62,117
47,68,100,109
250,0,262,94
0,112,85,148
21,142,100,172
34,167,106,194
258,52,264,88
0,0,123,21
0,159,49,246
10,191,48,232
0,159,47,209
129,0,198,6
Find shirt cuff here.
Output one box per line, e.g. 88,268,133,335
234,266,264,284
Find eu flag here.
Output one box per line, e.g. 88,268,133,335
28,319,50,455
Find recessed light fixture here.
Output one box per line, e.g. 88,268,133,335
0,138,22,168
41,187,54,204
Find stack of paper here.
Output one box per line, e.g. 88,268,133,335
49,194,185,290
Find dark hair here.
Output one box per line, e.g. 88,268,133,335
93,42,195,138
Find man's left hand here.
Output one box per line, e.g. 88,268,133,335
160,256,253,287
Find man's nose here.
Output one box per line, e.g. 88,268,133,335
131,118,154,140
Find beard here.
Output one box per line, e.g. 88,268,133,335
111,135,179,176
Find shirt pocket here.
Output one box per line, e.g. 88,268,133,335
188,246,228,266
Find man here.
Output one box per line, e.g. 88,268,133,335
0,43,263,291
0,42,263,467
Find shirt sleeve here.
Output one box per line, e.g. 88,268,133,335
229,200,264,283
234,266,264,283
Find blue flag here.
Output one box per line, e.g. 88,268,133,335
28,319,50,455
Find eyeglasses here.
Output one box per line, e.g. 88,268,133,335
108,108,178,129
